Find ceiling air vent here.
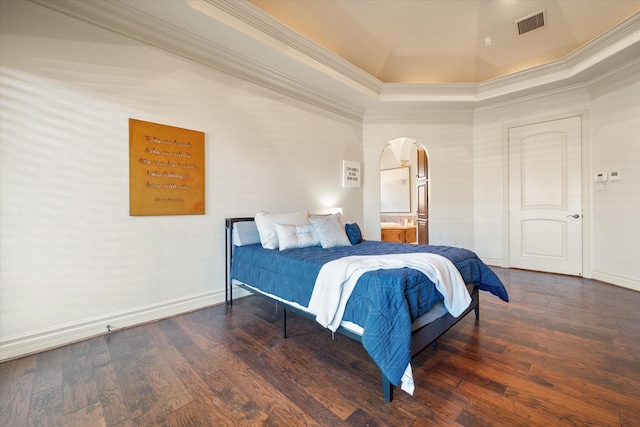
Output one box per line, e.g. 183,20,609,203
516,10,546,36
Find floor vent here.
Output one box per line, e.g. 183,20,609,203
516,10,546,36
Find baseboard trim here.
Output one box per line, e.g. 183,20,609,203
6,270,633,362
591,270,640,292
479,256,503,267
0,290,226,362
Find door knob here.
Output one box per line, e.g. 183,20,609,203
567,214,580,218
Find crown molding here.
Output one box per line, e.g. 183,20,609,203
474,83,592,118
194,0,383,96
378,83,479,103
23,0,368,121
476,12,640,100
381,11,639,106
21,0,640,121
564,12,640,72
209,2,639,104
587,56,640,98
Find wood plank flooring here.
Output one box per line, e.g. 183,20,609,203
1,268,639,426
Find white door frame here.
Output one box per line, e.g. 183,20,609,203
501,110,592,278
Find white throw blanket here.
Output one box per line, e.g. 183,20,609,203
307,253,472,395
308,253,471,332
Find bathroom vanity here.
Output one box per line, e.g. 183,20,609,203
380,224,417,243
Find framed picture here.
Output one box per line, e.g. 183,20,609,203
129,118,205,216
342,160,361,188
380,167,411,212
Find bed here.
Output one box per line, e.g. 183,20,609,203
224,214,509,401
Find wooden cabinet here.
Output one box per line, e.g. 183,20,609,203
381,226,417,243
416,147,428,181
417,220,428,245
417,181,428,220
416,148,429,244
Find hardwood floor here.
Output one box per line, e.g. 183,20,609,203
1,268,639,426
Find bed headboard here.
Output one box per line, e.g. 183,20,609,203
225,217,255,229
225,217,254,305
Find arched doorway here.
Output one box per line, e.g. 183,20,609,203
380,137,429,244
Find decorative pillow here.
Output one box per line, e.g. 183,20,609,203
344,222,363,245
255,210,309,249
275,223,318,250
310,213,351,248
310,212,345,224
232,221,261,246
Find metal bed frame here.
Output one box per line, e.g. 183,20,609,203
225,217,480,402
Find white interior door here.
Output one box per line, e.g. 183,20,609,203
508,116,582,276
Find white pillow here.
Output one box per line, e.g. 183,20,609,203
254,210,309,249
275,223,318,250
310,213,351,248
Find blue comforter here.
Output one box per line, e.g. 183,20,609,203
231,241,508,386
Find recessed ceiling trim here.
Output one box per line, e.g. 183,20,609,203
19,0,640,121
21,0,369,121
516,9,546,36
196,0,383,95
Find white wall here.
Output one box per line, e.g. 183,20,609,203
363,112,475,248
0,1,362,359
472,86,592,266
2,1,638,361
472,61,640,290
589,65,640,289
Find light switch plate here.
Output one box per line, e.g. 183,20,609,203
594,172,608,182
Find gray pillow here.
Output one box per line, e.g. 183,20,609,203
233,221,261,246
310,214,351,248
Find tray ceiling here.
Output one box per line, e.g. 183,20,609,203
249,0,640,83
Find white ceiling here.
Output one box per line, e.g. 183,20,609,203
249,0,640,83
